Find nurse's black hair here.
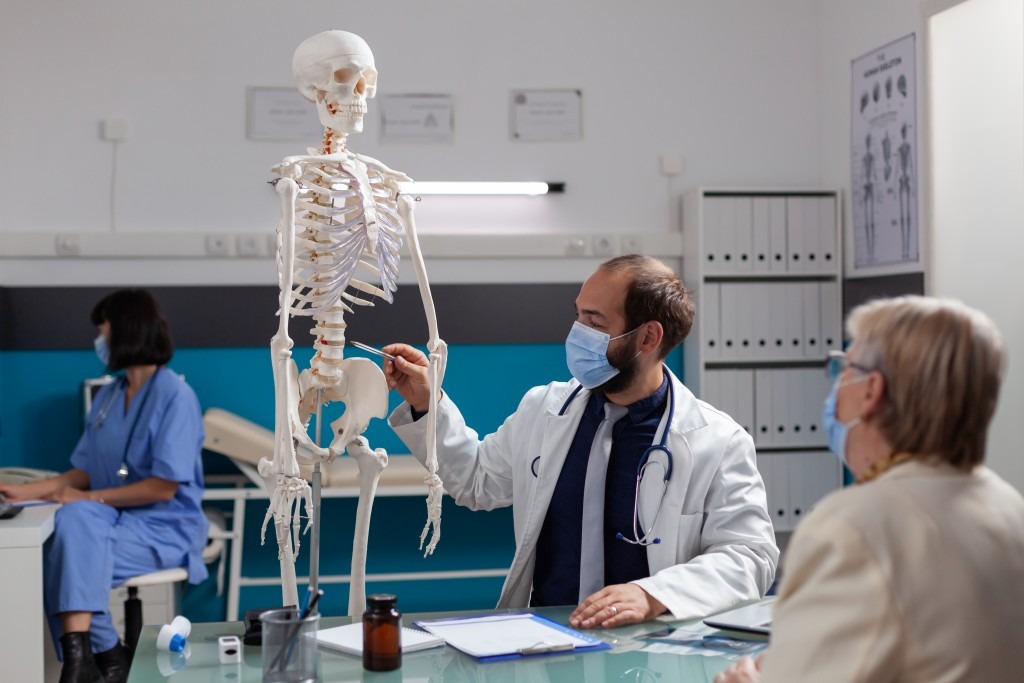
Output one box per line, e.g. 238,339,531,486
90,289,174,371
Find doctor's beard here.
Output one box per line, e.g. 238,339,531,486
593,335,643,396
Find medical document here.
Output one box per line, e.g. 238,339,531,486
414,613,609,660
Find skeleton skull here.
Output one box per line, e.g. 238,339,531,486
293,30,378,134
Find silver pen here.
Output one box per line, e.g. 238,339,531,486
347,340,397,361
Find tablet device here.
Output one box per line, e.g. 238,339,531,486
703,597,775,635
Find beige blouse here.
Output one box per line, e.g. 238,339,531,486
760,460,1024,683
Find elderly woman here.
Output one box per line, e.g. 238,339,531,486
717,296,1024,683
0,289,206,683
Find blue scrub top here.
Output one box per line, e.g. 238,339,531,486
71,367,208,582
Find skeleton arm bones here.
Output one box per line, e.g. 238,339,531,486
393,185,448,556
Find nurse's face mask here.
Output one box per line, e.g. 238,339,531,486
94,334,110,368
565,321,641,390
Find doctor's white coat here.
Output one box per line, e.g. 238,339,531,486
389,368,778,619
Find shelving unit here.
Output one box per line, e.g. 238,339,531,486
682,188,844,533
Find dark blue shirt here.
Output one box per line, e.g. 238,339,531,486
532,375,669,606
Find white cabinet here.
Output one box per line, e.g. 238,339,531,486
683,189,845,533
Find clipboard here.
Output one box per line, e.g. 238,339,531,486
414,612,612,662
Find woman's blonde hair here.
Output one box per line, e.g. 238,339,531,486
847,296,1006,470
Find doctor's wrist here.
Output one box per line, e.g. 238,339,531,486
89,491,106,505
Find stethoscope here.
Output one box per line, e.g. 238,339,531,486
92,370,159,480
531,369,675,546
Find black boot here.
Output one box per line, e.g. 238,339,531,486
58,632,105,683
94,642,130,683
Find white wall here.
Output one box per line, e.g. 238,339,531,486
0,1,823,284
928,0,1024,492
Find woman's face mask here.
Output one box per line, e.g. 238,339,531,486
821,375,868,465
94,334,110,368
565,321,640,389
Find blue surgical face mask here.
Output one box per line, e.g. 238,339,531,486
821,376,866,465
94,334,110,367
565,321,639,390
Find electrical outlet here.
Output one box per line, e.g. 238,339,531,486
622,236,644,254
565,238,587,256
205,234,231,257
592,236,615,257
55,234,81,256
236,235,262,257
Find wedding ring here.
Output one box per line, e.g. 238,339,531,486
609,605,618,616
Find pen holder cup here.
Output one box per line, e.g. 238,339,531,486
261,609,320,683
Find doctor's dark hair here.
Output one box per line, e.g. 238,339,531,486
600,255,695,359
90,289,174,371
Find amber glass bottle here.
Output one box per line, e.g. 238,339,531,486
363,593,401,671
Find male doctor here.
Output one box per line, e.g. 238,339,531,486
385,255,778,627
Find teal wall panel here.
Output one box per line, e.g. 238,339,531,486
1,343,683,621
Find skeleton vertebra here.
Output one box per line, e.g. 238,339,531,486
261,30,448,615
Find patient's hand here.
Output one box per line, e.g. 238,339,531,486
714,655,763,683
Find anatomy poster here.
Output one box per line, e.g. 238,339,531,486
850,34,919,273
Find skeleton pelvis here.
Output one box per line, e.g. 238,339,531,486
291,357,389,470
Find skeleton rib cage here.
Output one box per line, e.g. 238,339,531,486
282,157,405,321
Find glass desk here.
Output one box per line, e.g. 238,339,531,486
127,605,767,682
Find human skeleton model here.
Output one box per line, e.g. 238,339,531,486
258,30,448,615
861,134,878,262
897,123,913,259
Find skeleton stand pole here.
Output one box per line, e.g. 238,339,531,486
310,389,324,594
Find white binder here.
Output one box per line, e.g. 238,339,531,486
819,196,838,272
752,281,772,360
717,197,737,274
703,283,721,361
768,198,788,273
801,198,822,274
789,451,841,526
770,283,790,360
734,283,754,360
820,281,841,352
735,369,755,437
758,453,791,532
786,197,806,273
752,198,772,273
702,368,723,406
734,197,754,272
754,369,774,447
786,282,805,359
704,197,722,274
802,282,822,359
772,369,791,447
720,283,739,360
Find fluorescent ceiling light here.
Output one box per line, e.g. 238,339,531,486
397,181,563,196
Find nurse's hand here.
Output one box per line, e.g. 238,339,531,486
0,482,27,502
714,655,763,683
50,486,89,503
0,479,58,502
569,583,667,629
382,343,432,412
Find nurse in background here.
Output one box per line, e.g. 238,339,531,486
0,289,207,683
